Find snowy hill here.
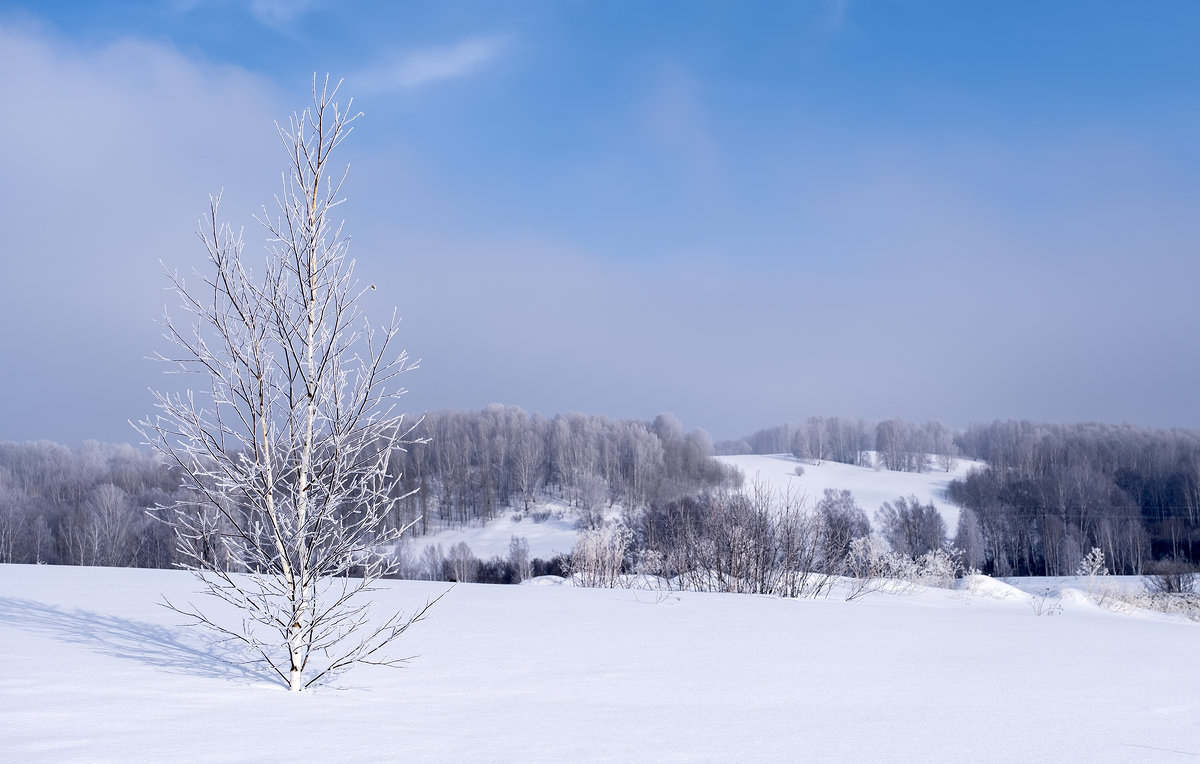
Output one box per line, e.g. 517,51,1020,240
718,453,981,530
408,454,981,564
1,563,1196,761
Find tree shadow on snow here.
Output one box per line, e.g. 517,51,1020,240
0,596,264,684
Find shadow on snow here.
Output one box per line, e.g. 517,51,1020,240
0,596,264,684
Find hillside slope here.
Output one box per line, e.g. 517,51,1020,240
718,453,980,529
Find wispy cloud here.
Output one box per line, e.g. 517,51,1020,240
248,0,319,27
355,35,509,94
171,0,320,30
823,0,851,32
645,65,721,182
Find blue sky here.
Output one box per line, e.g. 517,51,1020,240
2,1,1199,445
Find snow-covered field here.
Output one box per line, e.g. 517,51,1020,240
405,505,579,562
2,563,1197,762
719,453,981,529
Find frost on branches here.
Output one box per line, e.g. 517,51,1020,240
137,76,437,692
1076,547,1108,597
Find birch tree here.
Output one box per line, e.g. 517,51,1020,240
138,76,436,692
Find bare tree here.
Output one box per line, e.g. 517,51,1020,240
65,483,141,567
953,506,985,571
569,523,631,588
446,542,479,583
508,535,532,583
815,488,870,565
511,424,544,512
137,76,437,692
875,495,947,558
0,487,25,563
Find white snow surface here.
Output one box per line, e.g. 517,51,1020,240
2,563,1198,762
719,453,982,529
404,505,578,562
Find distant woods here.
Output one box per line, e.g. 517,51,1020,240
716,416,960,472
3,413,1200,577
950,421,1200,576
726,417,1200,576
0,441,177,567
0,408,740,568
386,408,741,534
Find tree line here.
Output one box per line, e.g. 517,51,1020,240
0,407,741,568
4,415,1200,579
717,416,959,472
717,416,1200,577
0,440,177,567
386,406,741,536
950,421,1200,576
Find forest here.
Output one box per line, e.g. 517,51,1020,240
2,412,1199,580
717,416,960,472
949,420,1200,576
0,407,739,570
729,417,1200,576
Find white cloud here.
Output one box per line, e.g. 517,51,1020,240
354,35,509,94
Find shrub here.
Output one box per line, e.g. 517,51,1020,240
1145,557,1197,595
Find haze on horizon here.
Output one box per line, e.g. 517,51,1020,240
2,0,1199,446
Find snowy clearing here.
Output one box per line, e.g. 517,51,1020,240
404,454,978,564
718,453,981,529
403,504,579,562
1,563,1197,762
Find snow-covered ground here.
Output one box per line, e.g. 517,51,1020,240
407,454,980,563
2,563,1197,762
719,453,982,529
1003,575,1152,597
403,505,579,562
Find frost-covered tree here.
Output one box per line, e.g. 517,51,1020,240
446,541,479,583
570,523,631,587
875,495,946,559
138,77,437,691
0,487,24,563
953,507,985,571
815,488,870,564
508,535,531,583
1076,547,1108,596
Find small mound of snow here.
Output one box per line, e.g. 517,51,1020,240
522,575,570,586
1056,588,1096,606
961,575,1025,600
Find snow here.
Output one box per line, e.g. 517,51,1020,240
398,454,980,565
2,563,1198,762
719,453,983,529
404,505,578,561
